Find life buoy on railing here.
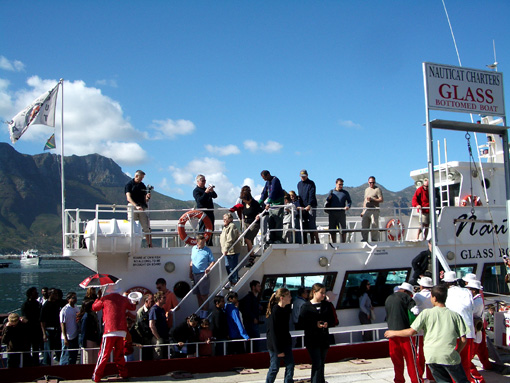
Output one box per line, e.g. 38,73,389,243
460,195,482,207
386,219,404,241
177,210,213,246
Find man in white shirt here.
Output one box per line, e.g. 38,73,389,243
59,292,79,365
443,271,485,383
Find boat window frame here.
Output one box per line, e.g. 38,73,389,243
480,262,510,295
337,267,411,310
260,272,338,301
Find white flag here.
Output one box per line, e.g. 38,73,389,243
8,83,60,144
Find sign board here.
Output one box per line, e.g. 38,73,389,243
423,62,505,116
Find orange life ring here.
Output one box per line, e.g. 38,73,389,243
386,219,404,241
177,210,213,246
460,195,482,207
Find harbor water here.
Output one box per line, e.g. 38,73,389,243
0,258,93,314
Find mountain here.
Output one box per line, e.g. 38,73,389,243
0,143,415,253
0,143,195,254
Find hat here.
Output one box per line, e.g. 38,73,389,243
465,280,482,290
462,273,477,282
442,271,458,283
300,169,308,176
398,282,414,294
418,277,433,288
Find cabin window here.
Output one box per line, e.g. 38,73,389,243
481,263,509,295
260,273,337,302
435,183,460,207
337,268,411,310
449,265,476,278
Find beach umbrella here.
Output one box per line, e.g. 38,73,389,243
79,273,121,288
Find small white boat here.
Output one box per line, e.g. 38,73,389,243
20,249,40,266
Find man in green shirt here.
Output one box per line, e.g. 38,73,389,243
385,284,469,383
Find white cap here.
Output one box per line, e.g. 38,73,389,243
442,271,457,283
398,282,414,294
465,280,482,290
418,277,433,288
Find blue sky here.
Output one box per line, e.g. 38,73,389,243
1,1,509,206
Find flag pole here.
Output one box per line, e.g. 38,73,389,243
59,79,65,255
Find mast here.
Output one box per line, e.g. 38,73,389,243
59,79,65,254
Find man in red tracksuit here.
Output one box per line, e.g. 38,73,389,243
92,289,136,382
385,282,421,383
412,179,430,240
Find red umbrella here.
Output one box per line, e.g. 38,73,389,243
79,273,121,288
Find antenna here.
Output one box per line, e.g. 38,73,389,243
487,40,498,71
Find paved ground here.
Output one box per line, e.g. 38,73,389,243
63,353,510,383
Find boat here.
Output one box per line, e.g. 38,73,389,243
3,62,509,383
20,249,40,267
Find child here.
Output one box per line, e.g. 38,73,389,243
198,319,213,356
385,284,469,383
225,292,249,354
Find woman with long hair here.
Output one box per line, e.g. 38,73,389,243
265,288,294,383
298,283,335,383
358,279,373,341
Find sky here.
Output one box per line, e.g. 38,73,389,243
1,1,509,207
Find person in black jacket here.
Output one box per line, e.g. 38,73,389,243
172,314,200,358
210,295,229,356
193,174,218,246
265,288,294,383
298,283,336,383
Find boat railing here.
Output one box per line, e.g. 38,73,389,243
63,203,452,253
0,322,389,368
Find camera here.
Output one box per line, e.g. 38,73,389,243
208,184,215,189
146,185,154,192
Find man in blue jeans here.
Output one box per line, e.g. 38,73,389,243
385,284,469,383
59,292,79,365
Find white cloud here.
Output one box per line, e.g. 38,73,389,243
243,140,283,153
205,144,240,156
338,119,363,130
95,79,118,88
150,119,195,139
168,157,266,205
0,56,25,72
1,76,148,165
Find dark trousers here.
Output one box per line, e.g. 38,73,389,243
428,363,469,383
307,346,328,383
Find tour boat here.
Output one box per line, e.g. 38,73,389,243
20,249,40,267
3,62,509,383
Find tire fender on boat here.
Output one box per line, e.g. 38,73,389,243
177,210,213,246
460,195,482,207
386,218,403,241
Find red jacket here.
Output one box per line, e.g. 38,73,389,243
92,293,136,335
412,186,430,214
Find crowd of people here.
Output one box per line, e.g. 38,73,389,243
126,168,397,249
383,273,496,383
1,278,344,383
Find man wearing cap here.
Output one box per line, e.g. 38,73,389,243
125,169,152,248
443,271,481,383
297,170,319,244
465,279,492,378
361,176,384,242
92,288,137,382
385,282,420,383
411,277,434,382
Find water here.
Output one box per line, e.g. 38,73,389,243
0,258,93,313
